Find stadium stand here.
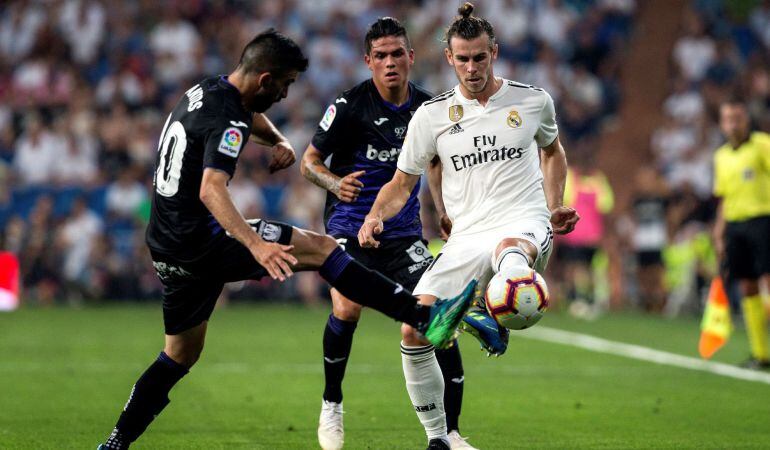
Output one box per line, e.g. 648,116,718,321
0,0,636,304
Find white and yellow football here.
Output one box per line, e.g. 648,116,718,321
485,266,549,330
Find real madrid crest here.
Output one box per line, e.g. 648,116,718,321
507,110,523,128
449,105,464,122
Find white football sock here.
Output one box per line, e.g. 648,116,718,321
494,247,532,273
400,342,447,442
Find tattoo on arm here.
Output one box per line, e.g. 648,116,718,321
304,158,341,195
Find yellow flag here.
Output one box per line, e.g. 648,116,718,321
699,277,732,359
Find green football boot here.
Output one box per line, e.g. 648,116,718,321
420,280,478,349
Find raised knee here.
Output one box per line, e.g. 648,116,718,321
333,301,362,322
495,238,523,255
296,232,341,268
495,238,537,265
312,234,339,257
401,323,428,346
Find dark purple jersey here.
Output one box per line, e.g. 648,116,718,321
311,79,433,239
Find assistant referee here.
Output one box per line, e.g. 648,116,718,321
713,98,770,370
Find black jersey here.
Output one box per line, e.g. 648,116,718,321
311,79,433,239
146,76,253,262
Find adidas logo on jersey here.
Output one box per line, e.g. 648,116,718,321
448,123,464,135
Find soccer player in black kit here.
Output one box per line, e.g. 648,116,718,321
96,29,477,450
302,18,474,450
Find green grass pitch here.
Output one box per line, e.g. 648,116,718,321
1,304,769,449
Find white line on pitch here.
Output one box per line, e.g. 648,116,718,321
519,326,770,386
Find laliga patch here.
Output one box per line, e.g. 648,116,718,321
319,104,336,131
218,127,243,157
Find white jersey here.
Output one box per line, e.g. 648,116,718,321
397,79,558,237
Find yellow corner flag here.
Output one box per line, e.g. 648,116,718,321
699,277,733,359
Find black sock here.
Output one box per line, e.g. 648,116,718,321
107,352,189,446
319,247,430,328
322,313,358,403
435,341,464,433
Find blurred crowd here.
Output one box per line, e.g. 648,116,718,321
0,0,637,305
611,0,770,316
554,0,770,319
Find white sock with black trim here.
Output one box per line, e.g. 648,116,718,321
494,247,532,273
400,342,448,443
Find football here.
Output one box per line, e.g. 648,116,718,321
485,265,549,330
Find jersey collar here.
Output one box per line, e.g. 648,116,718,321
371,79,413,112
453,77,509,105
728,132,753,150
219,75,238,91
218,75,252,117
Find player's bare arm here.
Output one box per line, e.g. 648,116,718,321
359,169,419,248
427,156,452,240
249,113,296,172
300,143,365,203
199,168,297,280
541,136,579,234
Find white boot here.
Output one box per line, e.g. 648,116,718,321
318,400,344,450
448,430,479,450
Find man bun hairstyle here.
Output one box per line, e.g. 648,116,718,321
458,1,474,18
365,17,410,54
238,28,309,76
445,2,496,48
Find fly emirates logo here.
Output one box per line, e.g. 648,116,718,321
449,135,524,171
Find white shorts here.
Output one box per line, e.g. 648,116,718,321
412,219,553,299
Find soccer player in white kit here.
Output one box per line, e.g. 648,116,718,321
358,3,579,449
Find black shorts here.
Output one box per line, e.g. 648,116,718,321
636,250,663,267
724,215,770,281
333,235,433,292
150,219,294,335
557,245,597,265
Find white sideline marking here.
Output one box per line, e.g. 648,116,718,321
521,326,770,386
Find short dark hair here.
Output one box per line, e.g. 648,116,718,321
445,2,496,49
721,94,746,109
238,29,309,76
364,17,410,54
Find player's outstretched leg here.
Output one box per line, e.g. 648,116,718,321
98,322,206,449
318,292,361,450
291,228,477,348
